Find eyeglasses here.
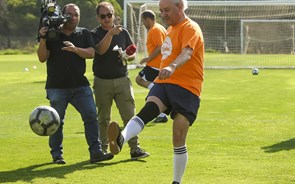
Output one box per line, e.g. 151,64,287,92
99,13,113,19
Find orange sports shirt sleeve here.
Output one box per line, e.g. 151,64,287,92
155,18,204,97
146,23,166,69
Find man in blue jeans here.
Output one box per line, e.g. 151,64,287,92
37,3,113,164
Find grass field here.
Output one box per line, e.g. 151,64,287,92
204,53,295,68
0,54,295,184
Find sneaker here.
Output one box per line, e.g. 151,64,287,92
130,147,150,160
153,116,168,123
90,152,114,163
172,182,180,184
108,121,124,155
53,157,66,164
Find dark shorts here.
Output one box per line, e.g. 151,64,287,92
138,66,159,82
148,83,200,125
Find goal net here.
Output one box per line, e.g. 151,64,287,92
124,0,295,68
241,20,295,55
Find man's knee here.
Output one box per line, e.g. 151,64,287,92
137,101,160,124
135,75,142,85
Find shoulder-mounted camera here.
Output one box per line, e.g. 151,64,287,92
37,0,70,41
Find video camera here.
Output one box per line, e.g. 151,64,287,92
37,0,70,41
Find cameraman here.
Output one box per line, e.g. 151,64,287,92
37,3,113,164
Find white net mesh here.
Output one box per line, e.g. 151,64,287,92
241,20,295,54
125,1,295,68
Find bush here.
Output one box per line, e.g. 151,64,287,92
0,49,32,55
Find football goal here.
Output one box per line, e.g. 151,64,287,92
124,0,295,68
241,20,295,55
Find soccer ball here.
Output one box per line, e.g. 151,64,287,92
29,106,60,136
252,68,259,75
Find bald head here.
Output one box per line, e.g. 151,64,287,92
159,0,188,11
159,0,187,26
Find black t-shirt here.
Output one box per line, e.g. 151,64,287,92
91,26,133,79
45,27,94,89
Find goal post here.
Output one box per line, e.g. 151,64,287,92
124,1,157,57
124,0,295,69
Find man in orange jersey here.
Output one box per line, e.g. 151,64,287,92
108,0,204,183
135,10,168,123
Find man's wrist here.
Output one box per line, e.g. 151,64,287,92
170,63,177,69
38,34,46,40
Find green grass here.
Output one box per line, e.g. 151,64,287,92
0,54,295,184
205,53,295,67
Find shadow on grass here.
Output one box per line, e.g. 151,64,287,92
0,158,145,183
261,138,295,153
33,80,46,84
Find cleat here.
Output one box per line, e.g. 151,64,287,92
153,116,168,123
90,152,114,163
108,121,124,155
53,157,66,164
130,147,150,160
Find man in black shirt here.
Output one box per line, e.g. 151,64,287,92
37,3,113,164
91,2,149,160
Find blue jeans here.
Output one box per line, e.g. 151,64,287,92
46,86,102,159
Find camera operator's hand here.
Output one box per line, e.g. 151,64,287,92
62,41,77,52
39,27,48,40
62,41,95,59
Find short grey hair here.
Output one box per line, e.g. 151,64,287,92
173,0,188,11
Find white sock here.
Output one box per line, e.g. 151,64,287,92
122,116,145,144
147,82,154,90
158,113,166,118
173,146,188,183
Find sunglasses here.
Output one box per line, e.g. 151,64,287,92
99,13,113,19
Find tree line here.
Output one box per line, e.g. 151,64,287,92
0,0,123,50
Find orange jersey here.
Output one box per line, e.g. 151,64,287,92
155,18,204,97
146,23,166,69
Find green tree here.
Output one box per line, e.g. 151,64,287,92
0,0,39,48
0,0,123,49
